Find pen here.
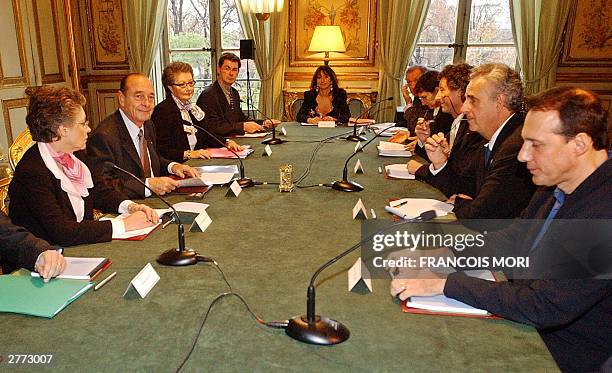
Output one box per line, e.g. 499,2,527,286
94,272,117,291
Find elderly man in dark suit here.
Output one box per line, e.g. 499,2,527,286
423,63,535,219
87,73,199,200
0,212,65,282
196,52,279,137
391,87,612,372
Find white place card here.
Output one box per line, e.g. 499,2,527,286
352,198,368,220
263,144,273,157
123,263,160,299
348,257,372,292
193,211,212,232
280,127,287,136
226,180,242,197
354,159,364,174
354,141,362,153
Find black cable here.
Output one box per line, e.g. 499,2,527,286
294,130,354,185
174,292,288,372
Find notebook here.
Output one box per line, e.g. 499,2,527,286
0,276,93,318
31,257,110,281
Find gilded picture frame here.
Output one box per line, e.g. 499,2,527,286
86,0,129,70
289,0,377,67
560,0,612,67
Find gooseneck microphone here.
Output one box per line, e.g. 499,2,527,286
332,124,401,192
285,209,437,345
188,121,255,188
345,96,394,142
239,99,283,145
103,161,202,266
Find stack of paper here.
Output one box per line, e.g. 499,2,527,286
0,276,93,318
209,145,253,159
371,123,402,136
234,132,269,138
377,141,413,157
347,118,376,126
385,164,415,180
385,198,453,219
405,271,496,316
31,257,110,280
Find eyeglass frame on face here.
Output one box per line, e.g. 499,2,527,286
74,119,90,128
171,80,196,88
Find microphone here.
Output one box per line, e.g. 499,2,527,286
239,99,283,145
103,161,202,266
345,96,393,142
187,121,255,188
285,209,437,345
331,123,402,192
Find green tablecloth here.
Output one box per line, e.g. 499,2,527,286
0,123,558,372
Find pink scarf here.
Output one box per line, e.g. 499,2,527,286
43,143,90,196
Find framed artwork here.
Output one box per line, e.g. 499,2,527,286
86,0,129,69
289,0,377,67
560,0,612,66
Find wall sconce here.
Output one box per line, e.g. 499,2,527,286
244,0,284,20
308,25,346,66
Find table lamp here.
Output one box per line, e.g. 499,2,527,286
308,25,346,65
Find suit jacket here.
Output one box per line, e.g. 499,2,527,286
413,110,454,160
430,113,535,219
8,145,116,247
402,98,430,135
151,96,222,162
296,88,351,124
0,211,61,274
416,120,486,197
196,81,260,136
445,157,612,372
86,110,172,200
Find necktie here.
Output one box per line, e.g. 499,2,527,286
529,188,565,253
484,146,492,168
138,129,152,178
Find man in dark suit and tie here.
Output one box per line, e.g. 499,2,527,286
87,73,199,200
423,63,535,219
391,87,612,372
196,52,279,137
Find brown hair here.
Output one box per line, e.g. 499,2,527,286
25,85,86,143
161,61,194,97
439,63,473,101
309,65,340,92
218,52,241,69
526,87,608,150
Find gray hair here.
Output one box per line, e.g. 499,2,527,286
470,63,524,112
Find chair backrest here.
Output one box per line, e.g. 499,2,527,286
0,176,11,215
9,129,34,171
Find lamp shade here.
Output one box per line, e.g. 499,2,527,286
308,26,346,53
243,0,284,13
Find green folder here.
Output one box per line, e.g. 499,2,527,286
0,275,93,318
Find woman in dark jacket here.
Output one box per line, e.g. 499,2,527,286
152,62,242,162
296,65,351,124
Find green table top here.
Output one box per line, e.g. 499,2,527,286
0,123,558,372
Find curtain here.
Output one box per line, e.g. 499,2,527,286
236,2,288,119
376,0,430,122
510,0,572,95
123,0,168,75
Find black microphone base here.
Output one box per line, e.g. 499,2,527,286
261,136,284,145
156,248,198,266
331,179,364,192
286,315,350,345
344,134,367,142
236,177,255,188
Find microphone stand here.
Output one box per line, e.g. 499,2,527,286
345,96,394,142
285,210,437,345
332,124,401,192
104,162,198,266
239,99,283,145
189,122,255,188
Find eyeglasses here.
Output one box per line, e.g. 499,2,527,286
221,66,239,73
171,81,196,88
76,120,90,128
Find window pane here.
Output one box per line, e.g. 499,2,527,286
221,0,244,49
167,0,211,48
410,46,453,70
466,46,516,67
468,0,513,43
418,0,459,44
170,51,213,86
